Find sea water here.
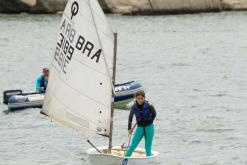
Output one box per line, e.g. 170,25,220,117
0,12,247,165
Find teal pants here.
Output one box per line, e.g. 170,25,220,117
125,123,154,157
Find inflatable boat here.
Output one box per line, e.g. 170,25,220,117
3,81,142,110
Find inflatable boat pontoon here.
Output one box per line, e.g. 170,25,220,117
3,81,142,110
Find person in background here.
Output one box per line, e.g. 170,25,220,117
36,68,49,94
125,90,157,157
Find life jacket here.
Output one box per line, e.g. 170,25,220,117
133,101,153,124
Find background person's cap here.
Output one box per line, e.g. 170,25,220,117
43,68,49,73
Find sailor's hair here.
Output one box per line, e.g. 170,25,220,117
135,90,145,97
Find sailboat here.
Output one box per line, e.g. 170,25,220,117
41,0,159,164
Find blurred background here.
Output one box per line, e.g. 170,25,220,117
1,0,247,165
0,0,247,15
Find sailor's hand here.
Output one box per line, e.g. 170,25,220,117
40,87,44,91
128,129,132,137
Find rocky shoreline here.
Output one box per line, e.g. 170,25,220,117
0,0,247,14
0,0,66,14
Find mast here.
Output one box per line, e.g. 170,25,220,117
108,32,117,151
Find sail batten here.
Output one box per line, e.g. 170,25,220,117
43,0,114,136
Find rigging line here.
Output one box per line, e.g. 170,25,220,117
88,0,116,96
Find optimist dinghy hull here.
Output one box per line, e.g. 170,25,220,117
87,146,159,165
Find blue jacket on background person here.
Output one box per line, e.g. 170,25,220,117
36,68,49,93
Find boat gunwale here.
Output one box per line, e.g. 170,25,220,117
87,146,159,159
115,87,143,97
8,101,43,107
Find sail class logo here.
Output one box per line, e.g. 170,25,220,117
71,1,79,20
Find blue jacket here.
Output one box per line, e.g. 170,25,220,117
128,101,156,129
134,101,153,123
36,75,48,93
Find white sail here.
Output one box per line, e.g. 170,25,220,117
42,0,114,136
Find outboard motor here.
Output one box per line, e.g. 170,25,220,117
3,90,22,104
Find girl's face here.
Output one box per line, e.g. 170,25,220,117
136,95,145,105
